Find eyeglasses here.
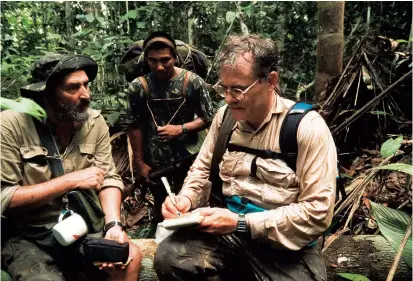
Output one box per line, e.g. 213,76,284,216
213,79,260,101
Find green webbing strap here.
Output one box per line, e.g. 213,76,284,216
32,118,65,178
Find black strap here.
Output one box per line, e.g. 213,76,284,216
279,102,314,172
33,118,65,178
250,156,258,177
209,107,236,205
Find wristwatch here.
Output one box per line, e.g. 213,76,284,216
236,214,248,233
103,220,124,232
181,124,188,134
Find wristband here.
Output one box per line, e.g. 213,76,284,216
103,220,124,232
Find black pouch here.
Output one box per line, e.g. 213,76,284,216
66,190,105,233
83,237,129,264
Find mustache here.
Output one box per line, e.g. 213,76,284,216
77,99,90,108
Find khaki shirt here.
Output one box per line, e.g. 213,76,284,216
180,95,337,250
1,109,124,228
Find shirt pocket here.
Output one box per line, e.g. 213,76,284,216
20,146,50,183
79,143,96,167
257,158,299,204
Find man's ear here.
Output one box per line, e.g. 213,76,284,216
268,71,279,91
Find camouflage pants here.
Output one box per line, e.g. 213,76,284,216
154,231,327,281
1,227,108,281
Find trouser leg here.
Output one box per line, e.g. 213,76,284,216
2,236,64,281
155,230,327,281
221,234,327,281
2,229,108,281
154,231,255,281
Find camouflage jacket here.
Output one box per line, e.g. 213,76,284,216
127,70,214,169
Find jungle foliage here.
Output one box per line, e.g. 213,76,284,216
1,1,411,110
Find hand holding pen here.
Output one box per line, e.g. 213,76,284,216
160,177,191,219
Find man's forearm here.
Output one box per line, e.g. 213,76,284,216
183,117,207,133
98,187,122,223
128,126,144,164
7,177,73,211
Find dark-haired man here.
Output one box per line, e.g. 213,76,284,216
127,31,214,220
154,34,337,281
1,53,141,281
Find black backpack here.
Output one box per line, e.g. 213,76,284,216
120,40,209,83
209,102,345,205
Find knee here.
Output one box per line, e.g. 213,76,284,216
153,239,176,276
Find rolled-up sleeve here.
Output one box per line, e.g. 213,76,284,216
179,106,226,208
1,113,23,216
246,112,337,250
94,116,124,192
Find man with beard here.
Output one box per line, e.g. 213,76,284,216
1,53,142,281
154,35,337,281
127,31,214,222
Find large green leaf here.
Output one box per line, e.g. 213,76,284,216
106,112,121,127
375,163,413,175
0,97,47,121
337,273,371,281
370,201,412,267
380,136,403,158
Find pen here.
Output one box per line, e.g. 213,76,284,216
161,176,177,205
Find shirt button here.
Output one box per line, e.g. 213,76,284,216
247,176,251,181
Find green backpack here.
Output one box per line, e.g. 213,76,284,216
120,39,209,83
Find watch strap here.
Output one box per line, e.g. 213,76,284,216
103,220,124,232
181,124,188,134
236,214,248,233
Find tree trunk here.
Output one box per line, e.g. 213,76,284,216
131,235,412,281
187,5,194,45
64,1,73,48
315,1,344,102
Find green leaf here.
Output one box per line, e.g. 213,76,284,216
85,14,95,23
136,21,146,29
76,14,85,20
0,97,47,121
46,33,61,40
370,201,412,267
337,273,371,281
375,163,413,175
106,112,121,127
127,9,138,19
226,11,236,24
380,136,403,158
96,16,105,25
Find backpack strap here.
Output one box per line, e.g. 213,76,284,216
138,76,149,96
279,102,314,172
182,71,192,99
209,107,236,205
